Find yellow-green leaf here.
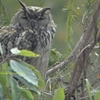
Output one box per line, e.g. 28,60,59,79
18,50,39,57
53,87,65,100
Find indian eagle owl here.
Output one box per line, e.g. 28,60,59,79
0,0,56,79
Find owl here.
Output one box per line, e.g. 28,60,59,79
0,0,56,79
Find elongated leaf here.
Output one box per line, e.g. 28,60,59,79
0,97,2,100
0,43,3,54
0,71,7,87
53,87,65,100
21,89,34,100
94,91,100,100
10,60,38,87
0,71,12,99
11,78,16,100
85,79,92,100
17,60,45,88
0,85,3,99
10,76,21,100
10,47,39,57
18,50,39,57
13,74,40,94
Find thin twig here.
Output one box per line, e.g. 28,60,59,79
0,0,7,16
0,54,17,65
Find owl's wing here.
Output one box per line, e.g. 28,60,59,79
0,26,17,53
0,27,37,61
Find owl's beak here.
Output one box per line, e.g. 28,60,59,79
31,21,35,28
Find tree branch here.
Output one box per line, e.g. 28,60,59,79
46,0,100,99
65,0,100,99
46,0,100,78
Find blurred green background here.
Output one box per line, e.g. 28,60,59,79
0,0,86,54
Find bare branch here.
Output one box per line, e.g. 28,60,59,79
46,0,100,78
46,0,100,99
46,0,100,77
65,0,100,99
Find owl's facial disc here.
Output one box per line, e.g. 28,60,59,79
22,8,51,29
18,0,50,19
18,0,51,29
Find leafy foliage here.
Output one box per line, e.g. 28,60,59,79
53,87,65,100
63,0,79,56
0,0,10,28
86,79,92,100
21,89,34,100
0,48,43,99
94,91,100,100
10,60,38,87
49,49,63,67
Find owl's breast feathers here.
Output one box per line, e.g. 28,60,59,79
0,25,55,61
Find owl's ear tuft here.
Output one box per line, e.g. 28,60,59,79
41,7,51,14
40,7,51,15
18,0,30,14
18,0,26,10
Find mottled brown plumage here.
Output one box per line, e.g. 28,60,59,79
0,0,56,79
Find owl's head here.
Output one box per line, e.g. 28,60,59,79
10,0,54,30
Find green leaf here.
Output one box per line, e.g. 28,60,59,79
53,87,65,100
13,74,40,94
49,49,62,66
0,71,11,99
21,89,34,100
94,91,100,100
10,76,21,100
33,68,45,88
10,47,20,55
10,60,38,87
0,97,3,100
85,79,92,100
18,50,39,57
50,49,62,60
10,47,39,57
0,85,3,98
0,43,3,54
0,70,7,88
1,62,11,71
18,60,45,88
